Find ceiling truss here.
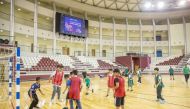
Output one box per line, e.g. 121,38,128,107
73,0,190,12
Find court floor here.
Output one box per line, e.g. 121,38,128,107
1,75,190,109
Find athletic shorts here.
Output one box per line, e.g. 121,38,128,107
170,73,174,76
184,74,189,80
115,97,125,107
86,83,90,88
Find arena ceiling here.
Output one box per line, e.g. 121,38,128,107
2,0,190,20
72,0,190,12
36,0,190,19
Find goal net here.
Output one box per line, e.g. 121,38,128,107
0,45,15,101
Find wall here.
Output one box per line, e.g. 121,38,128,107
170,24,184,46
0,15,189,59
171,46,184,55
88,44,99,56
115,46,127,56
38,38,53,54
15,35,33,53
57,40,85,55
186,23,190,54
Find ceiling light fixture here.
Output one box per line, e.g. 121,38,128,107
17,8,21,11
178,0,186,6
0,1,4,5
144,2,152,8
157,1,165,9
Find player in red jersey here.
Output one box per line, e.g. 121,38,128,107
113,69,126,109
106,69,114,97
49,65,64,104
68,70,82,109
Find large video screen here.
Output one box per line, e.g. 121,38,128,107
59,14,88,37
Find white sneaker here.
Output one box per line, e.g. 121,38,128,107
49,99,54,106
159,99,165,104
49,101,52,106
59,99,63,102
41,100,45,107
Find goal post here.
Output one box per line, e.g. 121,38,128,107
0,45,21,109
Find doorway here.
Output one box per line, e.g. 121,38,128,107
62,47,70,55
92,49,96,56
132,57,140,74
102,50,106,57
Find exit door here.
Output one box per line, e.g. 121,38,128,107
62,47,70,55
92,49,95,56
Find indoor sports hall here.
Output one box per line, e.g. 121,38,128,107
0,0,190,109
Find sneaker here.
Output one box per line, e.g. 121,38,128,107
49,99,54,106
159,99,165,104
49,102,52,106
75,106,78,109
161,98,165,101
86,93,89,95
41,100,45,106
52,99,55,103
59,99,63,102
34,106,40,109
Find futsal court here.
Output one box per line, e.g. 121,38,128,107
0,75,189,109
1,0,190,109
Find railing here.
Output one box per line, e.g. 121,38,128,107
142,37,154,41
0,11,52,31
88,33,99,38
129,37,140,41
74,51,159,58
15,44,171,59
88,33,168,42
18,44,61,55
102,35,113,40
0,36,171,60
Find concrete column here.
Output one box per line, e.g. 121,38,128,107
33,0,38,53
112,17,116,57
167,18,171,56
69,7,72,16
139,19,143,53
85,12,88,56
53,2,56,55
99,16,102,57
182,17,187,55
126,18,129,52
152,19,157,59
9,0,14,44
